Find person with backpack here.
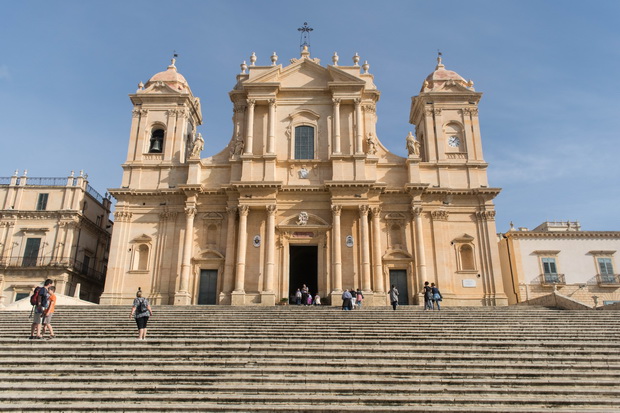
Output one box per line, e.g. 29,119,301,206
42,286,57,339
30,279,53,339
355,288,364,310
129,288,152,340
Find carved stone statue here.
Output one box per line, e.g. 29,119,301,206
406,132,420,156
190,133,204,158
230,136,244,158
297,211,309,226
298,166,309,179
366,132,377,155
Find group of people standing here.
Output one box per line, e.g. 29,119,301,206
422,281,443,310
341,288,364,310
294,284,321,306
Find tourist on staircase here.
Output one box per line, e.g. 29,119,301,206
42,285,56,339
431,283,442,311
422,281,433,311
130,288,153,340
389,285,399,311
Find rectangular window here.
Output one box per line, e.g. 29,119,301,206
22,238,41,267
598,258,615,283
36,193,49,211
294,126,314,160
82,255,91,275
96,216,102,226
542,257,559,283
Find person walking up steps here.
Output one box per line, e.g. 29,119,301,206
42,286,57,339
130,288,153,340
431,283,443,311
389,285,399,311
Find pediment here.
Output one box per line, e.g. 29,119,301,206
452,233,475,243
382,249,413,260
278,212,330,228
140,81,183,95
278,61,331,88
131,234,152,243
194,249,224,261
327,66,366,84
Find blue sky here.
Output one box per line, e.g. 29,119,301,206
1,0,619,231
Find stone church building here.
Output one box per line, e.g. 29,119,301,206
100,47,508,307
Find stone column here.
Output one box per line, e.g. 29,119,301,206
359,205,371,291
331,205,343,293
221,207,237,299
332,98,341,154
244,99,255,155
176,206,196,305
261,204,277,305
371,207,384,293
412,206,427,283
355,98,363,154
233,205,249,301
267,99,276,155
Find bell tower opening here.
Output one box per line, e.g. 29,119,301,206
288,245,318,303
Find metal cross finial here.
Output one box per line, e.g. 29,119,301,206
298,22,313,52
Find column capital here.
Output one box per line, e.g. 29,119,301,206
332,97,341,105
331,205,342,216
268,98,276,107
354,98,362,106
411,206,423,217
247,98,256,107
431,209,449,221
476,210,496,221
371,206,382,217
359,204,369,216
226,206,238,216
266,204,277,215
238,205,250,216
184,206,197,218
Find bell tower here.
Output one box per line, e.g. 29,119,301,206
409,54,488,188
121,57,203,190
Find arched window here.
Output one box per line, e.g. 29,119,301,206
137,244,149,271
460,244,475,270
294,126,314,159
149,129,164,153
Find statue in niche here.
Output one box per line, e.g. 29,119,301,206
297,211,309,226
406,131,420,156
190,133,204,158
298,166,309,179
366,132,377,155
230,136,244,158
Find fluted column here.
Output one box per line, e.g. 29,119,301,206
234,205,249,291
359,205,371,291
355,98,363,154
412,206,427,282
179,206,197,295
267,99,276,155
264,205,277,292
331,205,342,291
222,206,237,295
244,99,255,155
371,207,384,292
332,98,341,154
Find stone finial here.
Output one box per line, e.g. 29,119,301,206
137,82,144,92
240,61,248,74
23,169,28,176
169,57,176,68
332,52,339,66
301,45,310,59
271,52,278,66
70,170,75,177
353,52,360,66
362,60,370,74
12,170,18,176
436,52,445,69
79,170,84,177
250,52,257,66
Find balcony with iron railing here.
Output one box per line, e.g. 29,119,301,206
596,273,620,286
1,256,106,283
540,273,566,286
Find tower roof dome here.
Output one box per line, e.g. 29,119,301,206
145,58,190,92
421,55,472,92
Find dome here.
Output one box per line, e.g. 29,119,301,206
144,58,190,92
421,56,472,93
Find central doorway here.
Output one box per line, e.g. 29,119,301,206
289,245,318,304
389,269,409,305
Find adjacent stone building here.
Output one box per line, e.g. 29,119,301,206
101,48,508,306
0,171,113,305
499,221,620,307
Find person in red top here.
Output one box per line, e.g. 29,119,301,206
42,286,56,339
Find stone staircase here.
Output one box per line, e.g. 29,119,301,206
0,305,619,412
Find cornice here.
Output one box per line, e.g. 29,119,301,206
504,231,620,240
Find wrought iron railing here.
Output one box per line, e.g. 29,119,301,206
25,177,68,186
0,177,11,186
597,274,620,285
541,273,566,285
1,256,105,282
86,184,105,204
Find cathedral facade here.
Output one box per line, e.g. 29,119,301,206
100,48,508,306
